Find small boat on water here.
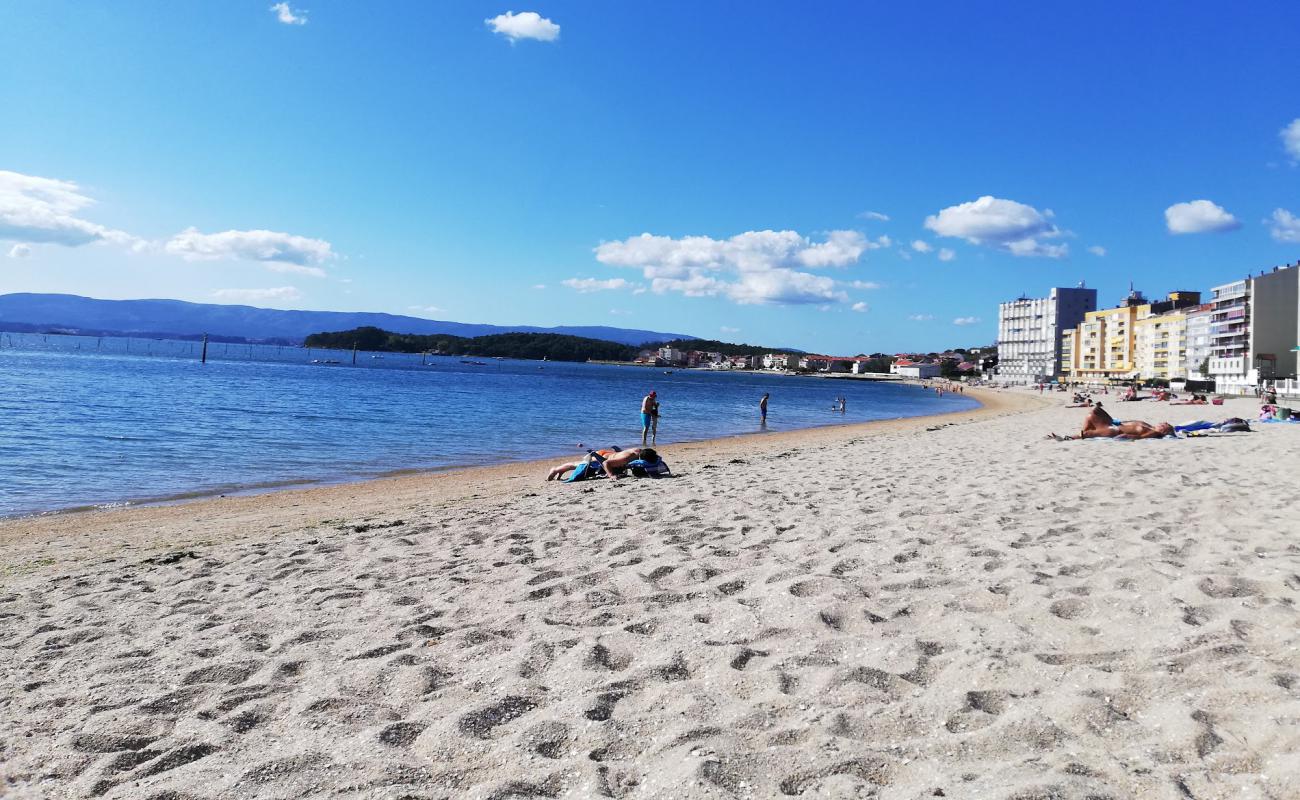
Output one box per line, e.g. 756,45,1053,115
311,359,342,365
663,370,674,374
461,360,488,366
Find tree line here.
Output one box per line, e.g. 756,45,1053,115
302,326,643,362
302,327,803,363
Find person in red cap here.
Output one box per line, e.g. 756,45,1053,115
640,390,659,445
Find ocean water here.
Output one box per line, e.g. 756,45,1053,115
0,332,977,517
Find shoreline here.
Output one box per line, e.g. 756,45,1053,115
0,385,990,527
0,386,1032,554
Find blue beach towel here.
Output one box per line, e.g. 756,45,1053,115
564,456,605,482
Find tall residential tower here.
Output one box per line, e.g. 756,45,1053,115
996,285,1097,384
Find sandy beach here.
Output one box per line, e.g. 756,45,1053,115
3,389,1298,800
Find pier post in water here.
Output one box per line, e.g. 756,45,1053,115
352,342,358,365
201,333,208,364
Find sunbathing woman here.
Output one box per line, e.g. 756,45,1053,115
1047,403,1175,440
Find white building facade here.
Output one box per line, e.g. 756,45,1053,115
996,286,1097,384
1183,305,1214,380
1207,279,1252,393
1208,264,1300,394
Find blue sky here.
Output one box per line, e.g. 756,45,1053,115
2,1,1298,353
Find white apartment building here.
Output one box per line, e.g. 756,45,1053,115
1208,264,1300,393
1207,278,1251,392
996,285,1097,383
1183,304,1214,380
762,353,798,370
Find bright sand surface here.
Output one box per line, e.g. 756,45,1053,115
3,389,1299,799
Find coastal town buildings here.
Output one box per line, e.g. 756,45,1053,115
890,359,941,379
658,346,687,365
1058,289,1146,382
1059,290,1201,382
996,285,1097,384
762,353,798,370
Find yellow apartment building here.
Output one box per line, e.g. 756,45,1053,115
1059,290,1201,383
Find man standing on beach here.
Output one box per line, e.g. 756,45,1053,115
759,392,769,423
641,390,658,445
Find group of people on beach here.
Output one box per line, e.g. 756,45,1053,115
548,385,864,482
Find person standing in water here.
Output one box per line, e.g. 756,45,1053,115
641,390,659,445
759,393,769,423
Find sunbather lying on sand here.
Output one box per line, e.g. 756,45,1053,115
600,447,657,480
1047,403,1175,440
546,447,659,481
547,447,618,480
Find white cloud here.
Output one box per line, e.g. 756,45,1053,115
594,229,880,305
908,314,934,322
953,316,981,326
562,277,630,293
532,283,546,290
857,210,890,222
407,305,445,316
1087,245,1107,257
165,227,334,274
608,308,631,316
851,302,869,313
1270,208,1300,243
0,169,140,249
213,286,302,303
8,243,31,258
1282,118,1300,164
720,326,740,334
270,2,307,25
796,230,874,267
848,280,882,290
910,239,933,253
486,11,559,42
937,248,956,262
1164,200,1240,234
265,262,327,277
924,195,1067,258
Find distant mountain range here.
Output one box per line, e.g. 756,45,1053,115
0,293,695,347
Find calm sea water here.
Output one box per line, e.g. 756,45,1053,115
0,332,977,516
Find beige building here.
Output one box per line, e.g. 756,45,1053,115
1133,310,1189,380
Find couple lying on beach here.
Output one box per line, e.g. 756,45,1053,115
546,446,670,482
1048,403,1253,441
1047,403,1175,440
